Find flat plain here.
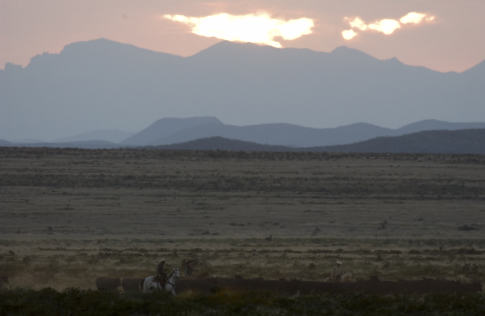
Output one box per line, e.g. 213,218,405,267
0,147,484,291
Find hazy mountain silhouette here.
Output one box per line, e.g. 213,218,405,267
54,129,134,143
315,129,485,154
146,122,390,147
395,119,485,135
1,38,484,141
11,138,45,143
0,140,119,149
147,136,293,151
2,126,484,154
0,139,12,146
124,118,485,148
148,129,485,154
121,117,222,145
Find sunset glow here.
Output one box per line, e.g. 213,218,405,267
348,17,368,31
367,19,401,35
342,29,358,40
343,12,435,40
163,13,314,48
400,12,426,24
400,12,435,24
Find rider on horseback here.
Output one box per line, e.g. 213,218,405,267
332,260,343,281
156,259,167,286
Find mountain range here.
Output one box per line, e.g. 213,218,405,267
1,38,484,141
53,129,134,143
121,117,485,147
1,116,484,154
144,128,485,154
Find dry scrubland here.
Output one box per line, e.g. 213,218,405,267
0,147,484,291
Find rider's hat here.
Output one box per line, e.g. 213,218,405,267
160,258,166,263
336,260,342,265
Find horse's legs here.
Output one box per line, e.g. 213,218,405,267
139,279,145,291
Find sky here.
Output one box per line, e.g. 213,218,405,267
1,0,485,73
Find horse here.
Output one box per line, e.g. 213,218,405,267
139,268,180,295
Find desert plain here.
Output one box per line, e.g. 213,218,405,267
0,147,484,291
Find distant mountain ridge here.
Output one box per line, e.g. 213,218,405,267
2,126,484,154
146,136,293,151
395,120,485,135
147,128,485,154
121,117,223,145
1,38,484,141
145,122,388,147
54,129,134,143
122,117,485,148
0,140,119,149
317,129,485,154
2,117,485,150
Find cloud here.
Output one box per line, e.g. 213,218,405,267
367,19,401,35
343,12,435,40
342,29,358,40
163,12,314,48
348,17,367,31
400,12,435,24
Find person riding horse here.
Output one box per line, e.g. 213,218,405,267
156,259,167,286
332,260,343,281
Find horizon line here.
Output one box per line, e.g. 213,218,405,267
2,37,483,74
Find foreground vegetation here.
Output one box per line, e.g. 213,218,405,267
1,237,484,291
1,288,484,316
1,148,484,312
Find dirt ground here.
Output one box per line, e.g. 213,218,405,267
0,148,484,290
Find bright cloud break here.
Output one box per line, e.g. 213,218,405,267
342,12,435,40
163,13,314,48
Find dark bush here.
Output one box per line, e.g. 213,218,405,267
1,288,485,315
458,225,478,231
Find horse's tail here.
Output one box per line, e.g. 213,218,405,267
139,278,145,291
